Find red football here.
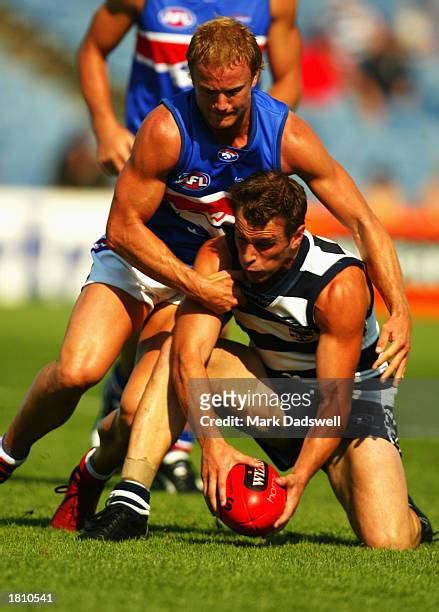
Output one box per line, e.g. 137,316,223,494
217,461,287,537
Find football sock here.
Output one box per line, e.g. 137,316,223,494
169,428,195,455
108,480,150,516
0,436,28,483
81,448,114,484
163,449,191,465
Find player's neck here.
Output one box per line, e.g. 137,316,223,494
211,111,251,148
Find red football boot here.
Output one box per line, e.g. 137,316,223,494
0,456,17,483
51,451,108,531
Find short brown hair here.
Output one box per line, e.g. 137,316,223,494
187,17,263,79
230,172,307,238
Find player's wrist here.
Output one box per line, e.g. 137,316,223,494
186,270,211,304
92,112,120,138
289,464,313,486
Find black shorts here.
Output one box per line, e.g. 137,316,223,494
254,382,400,472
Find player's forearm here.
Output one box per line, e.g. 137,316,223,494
293,437,341,484
355,217,409,316
173,355,223,445
106,219,207,301
268,73,302,110
77,41,119,136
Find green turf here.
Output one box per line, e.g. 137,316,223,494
0,304,438,612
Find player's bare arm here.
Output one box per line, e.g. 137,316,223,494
267,0,302,108
106,110,239,314
172,238,260,511
275,266,370,528
78,0,144,174
280,113,411,380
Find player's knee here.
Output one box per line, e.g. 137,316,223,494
361,525,415,550
56,359,103,391
206,348,223,376
172,343,199,382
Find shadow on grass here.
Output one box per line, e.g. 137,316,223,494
0,516,358,548
0,515,357,547
7,474,68,485
149,522,357,548
0,514,51,528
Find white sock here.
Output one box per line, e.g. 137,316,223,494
162,450,190,465
84,448,114,480
0,436,27,466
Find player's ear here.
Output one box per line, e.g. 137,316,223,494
251,70,260,88
290,224,305,251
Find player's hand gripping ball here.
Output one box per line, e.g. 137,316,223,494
217,461,286,537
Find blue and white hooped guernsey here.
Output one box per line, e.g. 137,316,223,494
226,230,386,382
145,88,288,265
125,0,271,133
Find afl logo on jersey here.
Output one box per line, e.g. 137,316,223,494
175,172,211,190
158,7,196,29
217,148,240,163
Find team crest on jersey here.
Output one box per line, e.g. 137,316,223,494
175,172,211,190
288,323,318,342
217,148,240,163
158,7,196,29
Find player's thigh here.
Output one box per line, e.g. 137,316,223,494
120,302,178,417
326,437,412,546
207,339,267,379
59,283,150,378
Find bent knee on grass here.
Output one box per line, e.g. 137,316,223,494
327,437,421,549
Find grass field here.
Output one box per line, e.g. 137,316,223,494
0,303,438,612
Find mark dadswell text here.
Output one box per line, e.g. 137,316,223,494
199,415,342,428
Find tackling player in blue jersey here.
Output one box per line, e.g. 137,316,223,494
79,0,302,489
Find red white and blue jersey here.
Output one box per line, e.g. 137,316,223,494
126,0,271,133
145,88,288,265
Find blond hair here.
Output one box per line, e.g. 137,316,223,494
187,17,263,78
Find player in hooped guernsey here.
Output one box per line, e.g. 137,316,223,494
225,229,385,382
126,0,272,133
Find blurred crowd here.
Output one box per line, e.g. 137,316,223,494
302,0,437,112
299,0,439,214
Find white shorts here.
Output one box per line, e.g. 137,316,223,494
84,247,182,310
